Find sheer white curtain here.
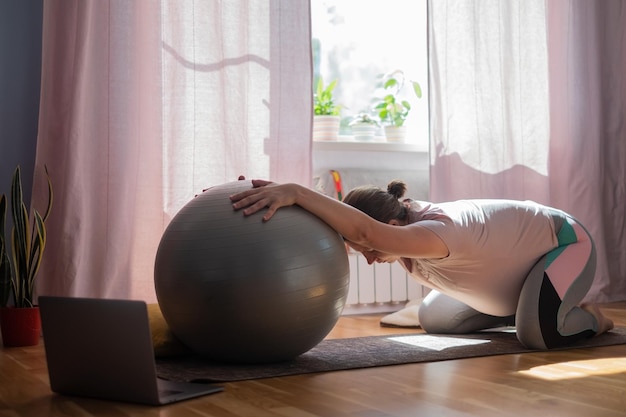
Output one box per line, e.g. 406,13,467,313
32,0,312,302
428,0,626,302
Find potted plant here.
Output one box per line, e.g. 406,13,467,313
0,165,53,347
348,112,380,141
313,77,342,141
373,70,422,142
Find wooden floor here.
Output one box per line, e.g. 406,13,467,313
1,303,626,417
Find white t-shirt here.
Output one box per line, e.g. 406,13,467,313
401,200,560,316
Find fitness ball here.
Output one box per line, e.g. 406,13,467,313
154,180,350,363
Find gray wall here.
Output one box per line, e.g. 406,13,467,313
0,0,43,206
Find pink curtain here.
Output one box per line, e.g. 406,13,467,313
428,0,626,302
546,0,626,302
32,0,312,302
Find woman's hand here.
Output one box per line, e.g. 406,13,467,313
198,175,247,197
230,180,299,221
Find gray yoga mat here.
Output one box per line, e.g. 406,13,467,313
155,327,626,383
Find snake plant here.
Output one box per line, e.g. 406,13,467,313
0,166,53,308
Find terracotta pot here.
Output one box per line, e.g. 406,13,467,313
0,306,41,347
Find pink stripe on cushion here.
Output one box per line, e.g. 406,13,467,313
545,222,592,299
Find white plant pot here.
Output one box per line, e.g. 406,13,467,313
313,115,341,141
350,123,378,141
384,125,407,142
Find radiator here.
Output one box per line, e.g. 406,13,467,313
342,251,427,315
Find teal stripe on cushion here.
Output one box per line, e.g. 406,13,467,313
545,246,566,268
545,220,578,268
557,220,578,246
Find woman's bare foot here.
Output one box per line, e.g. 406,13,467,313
581,303,614,335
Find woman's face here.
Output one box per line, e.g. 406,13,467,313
345,242,400,265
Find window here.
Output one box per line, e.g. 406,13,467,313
311,0,428,145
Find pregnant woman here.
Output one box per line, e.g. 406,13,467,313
230,179,613,350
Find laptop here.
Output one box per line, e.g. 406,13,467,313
39,296,223,405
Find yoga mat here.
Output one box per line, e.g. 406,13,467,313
156,327,626,383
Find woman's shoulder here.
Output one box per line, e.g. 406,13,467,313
406,200,451,224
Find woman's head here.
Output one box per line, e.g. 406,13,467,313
343,180,409,224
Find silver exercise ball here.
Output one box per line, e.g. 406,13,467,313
154,180,350,363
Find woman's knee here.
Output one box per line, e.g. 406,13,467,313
418,300,456,333
419,292,482,333
419,291,512,334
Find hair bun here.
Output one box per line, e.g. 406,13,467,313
387,180,407,199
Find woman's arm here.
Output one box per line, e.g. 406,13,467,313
230,180,448,259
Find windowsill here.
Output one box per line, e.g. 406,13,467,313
313,137,428,153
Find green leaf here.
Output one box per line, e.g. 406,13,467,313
0,194,5,238
325,79,337,94
411,81,423,98
316,77,324,97
11,203,31,307
24,211,46,307
11,167,28,255
41,165,53,222
0,250,10,307
0,194,10,307
11,168,31,303
384,79,398,89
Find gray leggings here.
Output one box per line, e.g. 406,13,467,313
418,211,598,350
